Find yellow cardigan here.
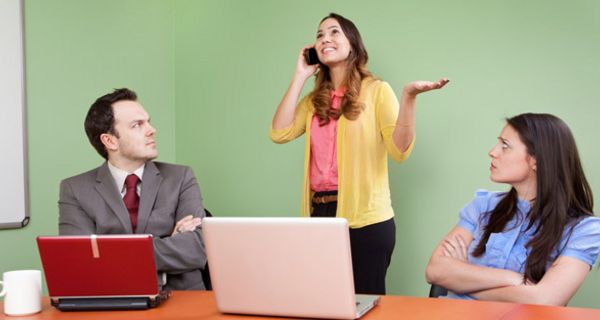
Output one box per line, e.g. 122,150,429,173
270,78,414,228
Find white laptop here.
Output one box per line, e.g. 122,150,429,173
202,217,380,319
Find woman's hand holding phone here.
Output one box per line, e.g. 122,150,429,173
294,45,319,80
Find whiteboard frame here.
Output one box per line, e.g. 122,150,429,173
0,0,29,229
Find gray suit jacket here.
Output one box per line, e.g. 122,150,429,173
58,161,207,290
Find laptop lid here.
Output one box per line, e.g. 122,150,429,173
37,235,159,300
203,217,379,320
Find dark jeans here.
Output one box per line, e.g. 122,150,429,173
311,192,396,295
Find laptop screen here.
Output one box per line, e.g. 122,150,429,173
37,235,159,298
203,217,364,319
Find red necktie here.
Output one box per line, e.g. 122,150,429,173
124,174,140,232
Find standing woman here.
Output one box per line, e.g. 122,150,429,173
270,13,448,294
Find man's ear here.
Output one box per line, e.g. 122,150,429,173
100,133,118,152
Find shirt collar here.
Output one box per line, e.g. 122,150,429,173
107,161,145,193
516,197,532,214
330,86,347,99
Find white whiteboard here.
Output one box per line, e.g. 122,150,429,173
0,0,28,229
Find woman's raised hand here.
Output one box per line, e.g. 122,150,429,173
404,78,449,96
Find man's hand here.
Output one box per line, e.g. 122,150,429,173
172,215,202,236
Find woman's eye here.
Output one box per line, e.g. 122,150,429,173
501,143,509,149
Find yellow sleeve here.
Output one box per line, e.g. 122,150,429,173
269,95,311,144
376,81,414,163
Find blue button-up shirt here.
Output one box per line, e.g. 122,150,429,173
446,190,600,300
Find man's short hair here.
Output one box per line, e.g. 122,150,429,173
84,88,138,159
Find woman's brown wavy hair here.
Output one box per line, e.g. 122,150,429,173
311,13,372,126
471,113,594,283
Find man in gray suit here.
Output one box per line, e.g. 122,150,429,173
59,88,207,290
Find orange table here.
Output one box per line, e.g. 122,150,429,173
2,291,599,319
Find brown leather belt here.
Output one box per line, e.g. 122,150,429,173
312,194,338,204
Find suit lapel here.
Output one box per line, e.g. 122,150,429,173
94,162,133,233
138,161,162,233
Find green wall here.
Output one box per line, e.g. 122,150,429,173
0,0,176,287
173,0,600,308
1,0,599,309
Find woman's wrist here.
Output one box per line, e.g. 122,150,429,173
505,271,525,287
402,85,419,99
293,71,312,84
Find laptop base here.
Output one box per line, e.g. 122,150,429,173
51,291,170,311
355,294,380,319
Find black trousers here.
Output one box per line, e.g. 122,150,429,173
312,192,396,295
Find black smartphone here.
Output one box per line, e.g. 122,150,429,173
304,47,320,65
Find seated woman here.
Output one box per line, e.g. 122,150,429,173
425,113,600,306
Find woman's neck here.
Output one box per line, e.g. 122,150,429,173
514,179,537,203
329,64,347,89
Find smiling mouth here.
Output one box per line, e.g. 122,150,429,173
322,47,336,54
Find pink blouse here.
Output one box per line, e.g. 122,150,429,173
309,87,346,192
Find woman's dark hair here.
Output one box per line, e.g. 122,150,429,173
472,113,594,283
84,88,137,159
311,13,372,126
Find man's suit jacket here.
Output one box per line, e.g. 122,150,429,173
58,161,207,290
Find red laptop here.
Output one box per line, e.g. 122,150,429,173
37,234,170,311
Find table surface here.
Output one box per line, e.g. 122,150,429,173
2,291,600,320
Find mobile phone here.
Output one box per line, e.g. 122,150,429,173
304,47,320,65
